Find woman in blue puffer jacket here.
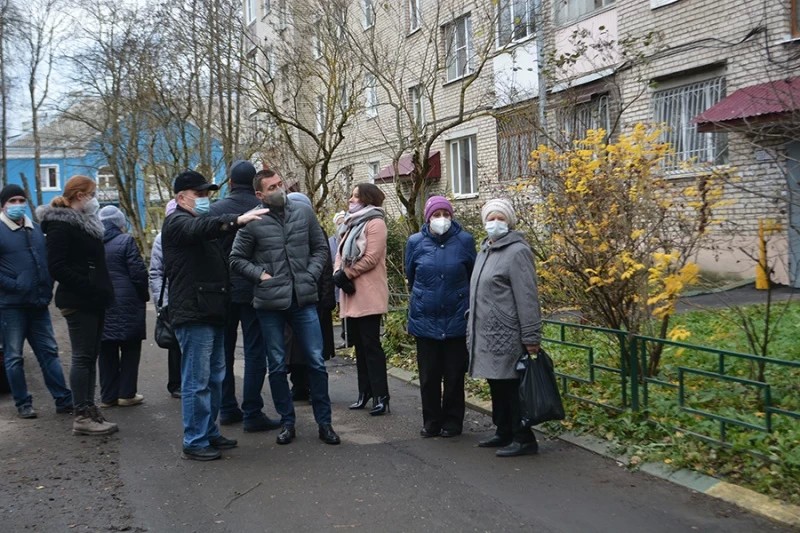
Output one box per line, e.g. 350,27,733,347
404,196,476,438
97,206,149,408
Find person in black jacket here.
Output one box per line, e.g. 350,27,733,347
38,175,118,436
97,206,149,408
162,170,267,462
208,160,280,431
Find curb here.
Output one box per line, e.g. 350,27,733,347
386,366,800,529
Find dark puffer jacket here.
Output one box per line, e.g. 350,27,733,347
405,220,476,340
101,223,148,341
0,213,53,309
162,206,239,327
230,200,328,311
38,205,114,312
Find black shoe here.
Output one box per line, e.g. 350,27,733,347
496,441,539,457
243,414,282,433
182,446,222,461
440,428,462,438
209,435,238,450
478,434,512,448
17,405,38,419
276,426,296,445
219,411,243,425
170,390,182,399
369,396,390,416
318,424,341,445
349,393,371,410
420,427,441,438
56,404,74,415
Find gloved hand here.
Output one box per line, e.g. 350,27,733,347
333,269,356,295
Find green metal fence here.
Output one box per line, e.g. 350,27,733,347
543,319,800,447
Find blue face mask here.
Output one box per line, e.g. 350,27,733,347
193,197,210,215
485,220,509,240
5,204,27,221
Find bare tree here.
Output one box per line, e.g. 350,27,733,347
0,0,20,187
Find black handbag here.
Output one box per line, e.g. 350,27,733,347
154,277,179,350
518,348,565,427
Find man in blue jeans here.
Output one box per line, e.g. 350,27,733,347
0,184,72,418
230,170,340,446
162,171,268,461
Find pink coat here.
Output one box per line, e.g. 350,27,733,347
335,218,389,318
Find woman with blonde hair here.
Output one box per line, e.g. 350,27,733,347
38,175,117,436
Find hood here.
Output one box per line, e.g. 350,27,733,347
37,204,105,240
480,230,528,252
102,221,124,243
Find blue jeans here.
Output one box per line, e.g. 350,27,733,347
1,307,72,409
239,304,269,420
257,303,332,427
175,324,225,449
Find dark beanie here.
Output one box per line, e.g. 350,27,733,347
230,160,257,188
0,184,26,206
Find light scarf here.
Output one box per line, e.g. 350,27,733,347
341,206,385,266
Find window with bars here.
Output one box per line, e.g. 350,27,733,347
556,94,611,143
39,165,59,191
497,114,538,181
444,15,474,82
409,0,421,32
554,0,615,25
498,0,535,46
449,136,478,195
652,77,727,170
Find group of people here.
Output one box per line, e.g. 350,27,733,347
1,159,543,461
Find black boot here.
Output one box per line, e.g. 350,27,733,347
349,393,371,410
369,396,390,416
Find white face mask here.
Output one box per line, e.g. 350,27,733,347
429,217,452,236
485,220,509,240
84,197,100,215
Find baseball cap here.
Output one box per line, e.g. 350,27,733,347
173,170,220,194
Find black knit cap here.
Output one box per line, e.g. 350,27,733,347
0,184,26,206
230,160,257,188
173,170,220,194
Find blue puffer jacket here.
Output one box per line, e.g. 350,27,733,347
404,220,476,340
101,223,148,342
0,214,53,308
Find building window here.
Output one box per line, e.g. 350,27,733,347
449,136,478,196
316,95,326,134
365,73,378,118
409,85,425,129
554,0,615,26
96,166,114,189
408,0,421,33
245,0,256,24
498,0,534,46
497,113,538,181
263,0,270,16
363,0,375,29
39,164,59,191
652,77,727,170
793,0,800,38
312,31,322,59
444,15,474,83
557,94,611,143
339,83,350,113
368,161,380,183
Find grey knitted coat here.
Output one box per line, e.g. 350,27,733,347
467,231,542,380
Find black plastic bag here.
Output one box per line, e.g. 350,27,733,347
518,348,565,427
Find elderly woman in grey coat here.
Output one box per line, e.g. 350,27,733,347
467,198,542,458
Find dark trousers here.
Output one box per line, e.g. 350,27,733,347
99,340,142,403
63,310,104,409
167,346,182,394
289,305,336,396
487,378,535,443
347,315,389,399
220,302,244,417
416,337,467,433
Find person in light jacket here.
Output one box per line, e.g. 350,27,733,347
467,198,542,458
333,183,390,416
405,196,475,438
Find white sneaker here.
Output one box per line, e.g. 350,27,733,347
118,394,144,407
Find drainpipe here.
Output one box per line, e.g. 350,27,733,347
533,0,548,138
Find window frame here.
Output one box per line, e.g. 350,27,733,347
448,135,478,197
367,161,380,183
95,166,114,190
408,0,421,33
554,0,615,26
245,0,257,25
498,0,535,48
444,14,474,83
365,73,378,118
557,93,611,144
39,164,60,191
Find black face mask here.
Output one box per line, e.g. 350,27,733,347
262,189,286,207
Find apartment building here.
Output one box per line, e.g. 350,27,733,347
245,0,800,286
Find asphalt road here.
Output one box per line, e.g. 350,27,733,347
0,307,792,532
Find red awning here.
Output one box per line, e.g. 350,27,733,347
376,151,440,182
693,77,800,132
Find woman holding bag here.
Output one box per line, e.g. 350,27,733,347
467,198,542,457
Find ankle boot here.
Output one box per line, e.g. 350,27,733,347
349,393,371,410
369,396,390,416
72,406,118,436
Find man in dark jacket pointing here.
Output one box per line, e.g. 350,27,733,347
230,169,340,446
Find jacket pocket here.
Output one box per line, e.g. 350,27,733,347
196,282,228,319
483,305,520,357
253,275,292,310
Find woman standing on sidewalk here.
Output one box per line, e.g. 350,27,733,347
405,196,475,438
468,198,542,457
334,183,390,416
38,175,117,436
97,206,149,408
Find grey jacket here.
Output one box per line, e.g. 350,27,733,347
467,231,542,380
229,200,328,311
148,232,167,306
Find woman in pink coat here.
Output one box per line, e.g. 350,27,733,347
333,183,390,415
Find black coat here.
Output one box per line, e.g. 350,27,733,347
101,223,149,341
208,187,261,304
162,206,239,327
38,205,114,312
318,226,335,312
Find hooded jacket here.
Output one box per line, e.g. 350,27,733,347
38,205,114,312
101,222,148,341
